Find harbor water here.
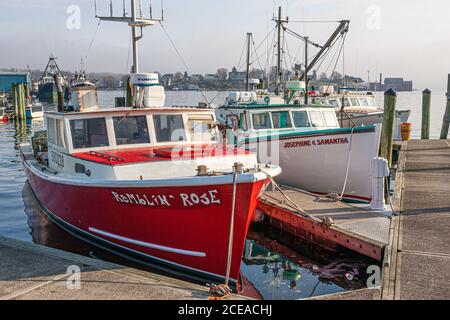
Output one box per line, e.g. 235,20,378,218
0,90,445,299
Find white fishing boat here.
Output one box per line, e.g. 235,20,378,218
216,90,381,203
25,102,44,119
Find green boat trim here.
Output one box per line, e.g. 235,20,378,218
243,125,376,144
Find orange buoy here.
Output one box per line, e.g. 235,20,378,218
401,122,412,141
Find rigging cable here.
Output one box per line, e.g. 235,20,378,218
83,20,102,68
159,21,210,105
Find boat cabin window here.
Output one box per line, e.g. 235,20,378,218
239,113,248,131
56,119,67,148
252,112,272,130
327,99,340,107
350,98,360,107
32,105,43,113
153,114,186,142
113,115,150,145
292,111,310,127
271,111,292,129
367,97,376,107
47,118,56,145
70,118,109,149
343,98,351,107
187,114,216,142
309,111,325,127
359,98,369,107
322,111,339,127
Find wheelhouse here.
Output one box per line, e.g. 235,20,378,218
217,105,340,133
46,108,218,155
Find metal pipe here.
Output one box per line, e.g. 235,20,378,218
245,33,251,91
276,6,282,95
131,0,139,73
304,36,309,105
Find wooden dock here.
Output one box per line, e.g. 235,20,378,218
258,188,391,261
382,139,450,299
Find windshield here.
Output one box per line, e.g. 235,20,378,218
113,115,150,145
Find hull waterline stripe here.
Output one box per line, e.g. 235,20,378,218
89,227,206,258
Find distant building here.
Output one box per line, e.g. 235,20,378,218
161,74,174,87
204,74,218,81
0,72,31,93
190,74,204,82
369,77,413,92
228,67,246,82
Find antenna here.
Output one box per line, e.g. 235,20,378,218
139,0,143,18
161,0,165,21
94,0,98,16
122,0,127,17
96,0,163,74
110,0,113,16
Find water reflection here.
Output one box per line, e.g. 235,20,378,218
242,227,370,300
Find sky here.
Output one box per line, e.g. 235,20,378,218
0,0,449,91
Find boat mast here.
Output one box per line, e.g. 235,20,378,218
245,32,252,91
304,37,309,105
272,6,289,95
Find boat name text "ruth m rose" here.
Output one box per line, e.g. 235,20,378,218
284,137,349,149
111,190,222,208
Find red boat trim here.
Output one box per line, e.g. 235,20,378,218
89,227,206,257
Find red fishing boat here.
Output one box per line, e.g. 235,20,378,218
19,1,280,287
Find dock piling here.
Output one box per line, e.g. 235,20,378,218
440,75,450,139
421,89,431,139
380,88,397,167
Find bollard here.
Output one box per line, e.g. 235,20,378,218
370,157,390,213
421,89,431,139
380,88,397,167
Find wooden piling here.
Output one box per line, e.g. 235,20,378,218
12,84,18,118
18,83,25,121
380,88,397,167
440,75,450,139
421,89,431,139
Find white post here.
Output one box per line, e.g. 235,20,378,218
370,157,390,214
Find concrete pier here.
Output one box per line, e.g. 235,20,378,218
381,139,450,299
0,236,245,300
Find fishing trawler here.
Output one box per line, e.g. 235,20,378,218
38,55,67,104
20,1,280,287
216,86,381,203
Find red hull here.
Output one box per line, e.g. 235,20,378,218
24,164,267,284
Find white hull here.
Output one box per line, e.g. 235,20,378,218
244,125,381,202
